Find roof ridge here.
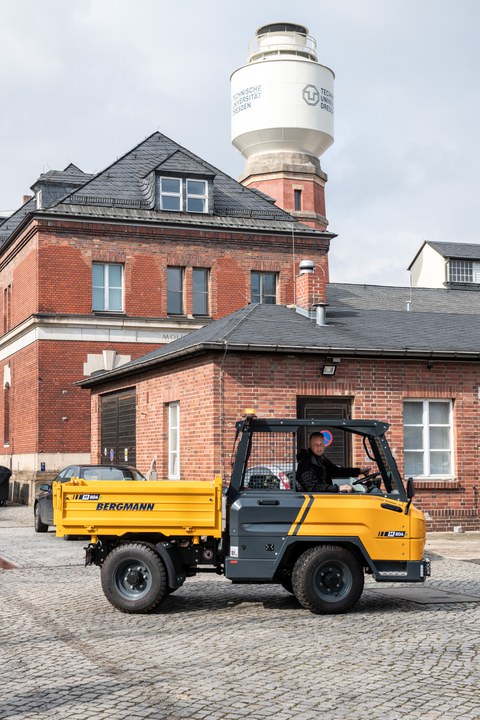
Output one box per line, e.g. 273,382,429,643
221,304,260,342
58,130,164,203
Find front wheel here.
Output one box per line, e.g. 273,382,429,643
101,543,168,614
292,545,364,614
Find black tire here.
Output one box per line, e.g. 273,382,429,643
34,503,48,533
101,543,168,614
292,545,364,614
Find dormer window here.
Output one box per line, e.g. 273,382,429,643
186,180,207,212
157,176,209,213
448,260,480,284
159,178,182,211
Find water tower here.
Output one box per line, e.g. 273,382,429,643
231,22,334,230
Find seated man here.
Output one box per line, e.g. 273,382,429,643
296,432,371,493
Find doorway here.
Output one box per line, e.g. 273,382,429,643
100,388,136,466
297,397,353,466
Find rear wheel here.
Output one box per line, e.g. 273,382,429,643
292,545,364,614
101,543,168,614
34,504,48,533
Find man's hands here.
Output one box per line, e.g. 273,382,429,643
339,467,375,492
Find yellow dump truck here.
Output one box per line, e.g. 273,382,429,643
54,416,430,614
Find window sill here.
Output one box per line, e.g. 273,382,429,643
92,310,125,316
444,282,480,291
410,479,461,491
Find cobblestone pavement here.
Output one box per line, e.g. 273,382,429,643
1,504,480,720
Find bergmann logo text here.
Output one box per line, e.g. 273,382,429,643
96,502,155,511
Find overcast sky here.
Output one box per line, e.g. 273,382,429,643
1,0,479,286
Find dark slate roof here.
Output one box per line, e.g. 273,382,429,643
0,197,36,245
0,165,95,247
327,283,480,314
31,163,95,188
80,284,480,387
46,132,324,234
1,133,330,246
423,241,480,261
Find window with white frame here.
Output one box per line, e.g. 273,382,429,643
92,263,123,312
159,177,182,211
448,259,480,284
186,179,208,213
403,400,453,477
157,176,208,213
168,402,180,479
251,271,277,304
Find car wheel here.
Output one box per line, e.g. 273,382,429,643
34,503,48,533
292,545,364,614
101,543,168,614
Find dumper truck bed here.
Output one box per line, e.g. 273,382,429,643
53,478,223,539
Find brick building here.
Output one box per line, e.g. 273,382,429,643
0,132,333,500
80,266,480,532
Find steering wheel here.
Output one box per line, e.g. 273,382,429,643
352,471,382,487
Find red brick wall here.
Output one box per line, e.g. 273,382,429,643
34,219,330,319
3,217,331,327
244,176,327,230
0,346,39,454
36,340,161,454
0,227,38,334
38,244,92,314
0,339,169,463
295,270,327,308
90,350,480,531
90,356,219,481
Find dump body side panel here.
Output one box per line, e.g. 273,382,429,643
53,478,223,538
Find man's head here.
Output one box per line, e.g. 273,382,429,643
309,432,326,457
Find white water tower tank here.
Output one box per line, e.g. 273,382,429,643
231,22,334,160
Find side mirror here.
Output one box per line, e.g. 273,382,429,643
39,483,51,492
406,477,415,499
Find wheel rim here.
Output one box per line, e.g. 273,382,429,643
114,560,153,600
313,561,353,602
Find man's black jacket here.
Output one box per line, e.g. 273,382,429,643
296,449,361,492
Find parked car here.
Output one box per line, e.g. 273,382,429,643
34,464,146,533
243,464,293,490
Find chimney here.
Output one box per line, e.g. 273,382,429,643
295,259,327,322
23,195,33,204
